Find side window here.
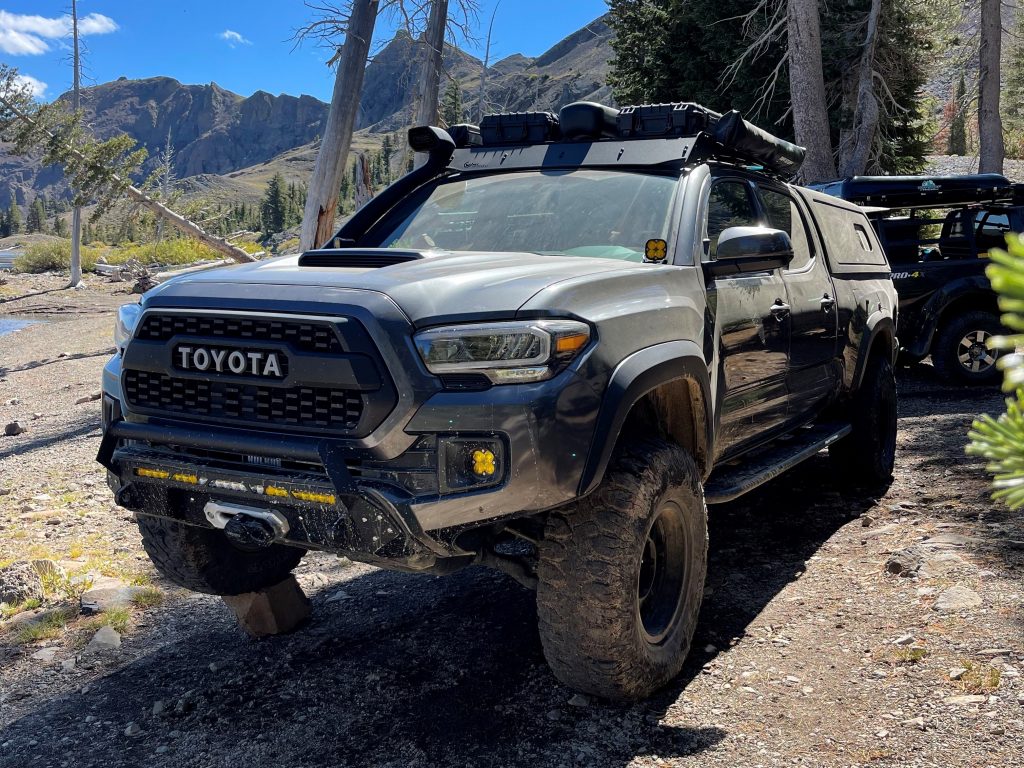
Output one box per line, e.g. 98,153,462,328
706,180,759,257
757,186,814,271
976,211,1010,253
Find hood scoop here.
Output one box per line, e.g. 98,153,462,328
298,248,427,269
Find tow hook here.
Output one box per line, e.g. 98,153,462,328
204,501,290,550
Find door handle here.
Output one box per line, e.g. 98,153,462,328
769,300,791,320
820,294,836,312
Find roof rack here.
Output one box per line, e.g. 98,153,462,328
432,101,806,177
812,174,1024,209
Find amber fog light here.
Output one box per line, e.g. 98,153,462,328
439,437,504,493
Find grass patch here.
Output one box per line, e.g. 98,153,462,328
130,586,164,609
13,606,77,644
40,568,92,602
85,607,131,634
876,644,929,666
953,661,1002,693
1,597,41,620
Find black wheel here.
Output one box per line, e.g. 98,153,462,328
536,438,708,701
830,353,897,490
931,311,1003,385
137,515,304,596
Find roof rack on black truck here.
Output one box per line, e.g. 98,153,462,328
98,100,898,700
815,173,1019,384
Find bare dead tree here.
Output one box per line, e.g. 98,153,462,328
787,0,837,182
413,0,450,169
70,0,83,287
978,0,1004,173
837,0,882,177
297,1,380,251
476,1,499,123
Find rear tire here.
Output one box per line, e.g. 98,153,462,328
536,438,708,701
931,311,1003,386
137,515,304,596
830,353,897,490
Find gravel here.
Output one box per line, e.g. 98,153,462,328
1,273,1023,767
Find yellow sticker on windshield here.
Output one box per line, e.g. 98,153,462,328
645,239,668,262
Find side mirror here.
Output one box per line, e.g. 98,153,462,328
706,227,794,276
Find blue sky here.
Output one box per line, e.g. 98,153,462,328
1,1,609,102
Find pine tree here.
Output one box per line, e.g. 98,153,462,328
0,209,8,239
5,201,20,235
53,214,69,238
948,75,967,156
440,80,464,127
260,173,289,234
26,198,45,233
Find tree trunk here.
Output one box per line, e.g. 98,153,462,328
70,0,83,287
476,3,499,123
979,0,1004,174
413,0,450,169
838,0,882,177
787,0,836,183
299,0,380,251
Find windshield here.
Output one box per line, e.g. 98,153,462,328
368,169,679,261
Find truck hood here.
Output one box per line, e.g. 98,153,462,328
145,251,647,325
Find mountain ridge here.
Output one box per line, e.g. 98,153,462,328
0,15,614,210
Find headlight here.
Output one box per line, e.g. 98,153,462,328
114,304,143,352
414,320,591,384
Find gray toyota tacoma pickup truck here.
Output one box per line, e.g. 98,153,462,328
98,101,897,700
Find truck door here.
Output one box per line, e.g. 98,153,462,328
703,177,792,458
754,182,838,411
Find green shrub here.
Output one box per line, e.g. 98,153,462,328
13,240,100,273
105,239,221,266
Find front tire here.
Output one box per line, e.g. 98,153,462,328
536,439,708,701
137,515,304,596
830,353,897,490
931,310,1003,386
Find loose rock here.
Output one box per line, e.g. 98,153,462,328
3,420,27,436
80,577,145,614
933,585,983,611
84,625,122,653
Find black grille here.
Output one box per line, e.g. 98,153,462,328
136,314,343,354
124,369,363,431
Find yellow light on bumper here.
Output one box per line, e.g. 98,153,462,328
135,467,170,480
290,489,337,505
472,449,496,477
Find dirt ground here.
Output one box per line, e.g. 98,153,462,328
1,273,1022,768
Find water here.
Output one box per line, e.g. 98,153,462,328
0,317,36,337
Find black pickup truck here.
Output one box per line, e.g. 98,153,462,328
98,101,898,700
815,174,1020,384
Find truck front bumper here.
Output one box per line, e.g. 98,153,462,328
99,356,602,568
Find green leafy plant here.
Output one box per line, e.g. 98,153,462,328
968,234,1024,507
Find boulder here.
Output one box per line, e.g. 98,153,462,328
0,561,44,605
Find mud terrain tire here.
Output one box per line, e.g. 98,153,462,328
536,439,708,701
931,310,1003,386
137,515,304,596
830,353,897,490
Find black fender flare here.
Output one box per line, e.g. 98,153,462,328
578,340,712,497
852,313,898,390
902,276,995,358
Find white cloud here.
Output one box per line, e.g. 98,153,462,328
15,73,47,100
0,11,118,56
219,29,252,48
